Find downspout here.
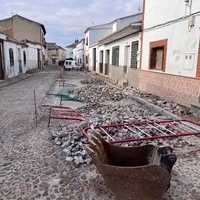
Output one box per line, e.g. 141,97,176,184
0,39,5,79
139,0,145,70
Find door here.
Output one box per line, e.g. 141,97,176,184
99,51,103,73
124,45,130,78
93,48,96,71
0,42,4,79
18,48,22,73
105,50,110,75
37,49,41,68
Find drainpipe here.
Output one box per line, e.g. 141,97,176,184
0,39,5,79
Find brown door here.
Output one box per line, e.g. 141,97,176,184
0,41,4,79
37,49,41,68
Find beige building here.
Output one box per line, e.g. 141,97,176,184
0,14,46,69
0,14,46,46
47,43,66,65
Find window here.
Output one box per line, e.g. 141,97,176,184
86,37,88,46
112,46,119,66
23,51,26,66
149,39,168,71
9,48,14,67
86,55,88,64
130,41,139,68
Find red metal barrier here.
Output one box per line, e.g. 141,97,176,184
83,119,200,144
42,105,86,126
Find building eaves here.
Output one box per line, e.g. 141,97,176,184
98,22,141,45
7,36,28,47
84,22,112,33
111,12,142,23
57,45,65,50
46,42,56,48
66,43,77,48
0,14,47,35
21,39,41,46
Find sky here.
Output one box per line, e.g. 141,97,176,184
0,0,142,48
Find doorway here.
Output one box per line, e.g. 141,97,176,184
124,45,130,78
93,48,96,71
105,50,110,75
0,41,4,79
18,48,22,73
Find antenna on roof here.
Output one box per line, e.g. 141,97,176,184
10,9,14,16
138,0,141,12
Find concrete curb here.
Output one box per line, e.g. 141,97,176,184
131,96,182,120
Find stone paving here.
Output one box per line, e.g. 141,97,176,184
0,66,199,200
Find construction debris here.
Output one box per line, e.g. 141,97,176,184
49,77,198,168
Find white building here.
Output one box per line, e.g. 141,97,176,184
1,34,28,79
66,43,76,59
140,0,200,107
73,39,85,67
98,23,141,87
0,32,45,79
84,23,112,70
85,13,142,74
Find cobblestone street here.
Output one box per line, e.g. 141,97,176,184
0,67,114,200
0,67,199,200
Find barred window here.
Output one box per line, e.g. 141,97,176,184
130,41,139,68
9,48,14,67
112,46,119,66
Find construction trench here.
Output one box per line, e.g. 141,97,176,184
0,67,199,199
40,69,200,200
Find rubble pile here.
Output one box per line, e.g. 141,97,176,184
49,77,193,167
73,84,126,103
122,87,191,116
80,77,106,85
50,102,170,167
50,121,91,167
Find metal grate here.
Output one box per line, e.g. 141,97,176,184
83,119,200,144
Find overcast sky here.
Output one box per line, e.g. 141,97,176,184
0,0,142,48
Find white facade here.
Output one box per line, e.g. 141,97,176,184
84,24,112,69
0,33,43,79
141,0,200,78
139,0,200,107
26,43,42,70
3,41,27,78
112,13,142,32
85,13,142,71
74,39,85,66
66,47,73,59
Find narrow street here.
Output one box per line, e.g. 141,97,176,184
0,67,199,200
0,67,113,200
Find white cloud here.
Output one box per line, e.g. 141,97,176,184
0,0,142,47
